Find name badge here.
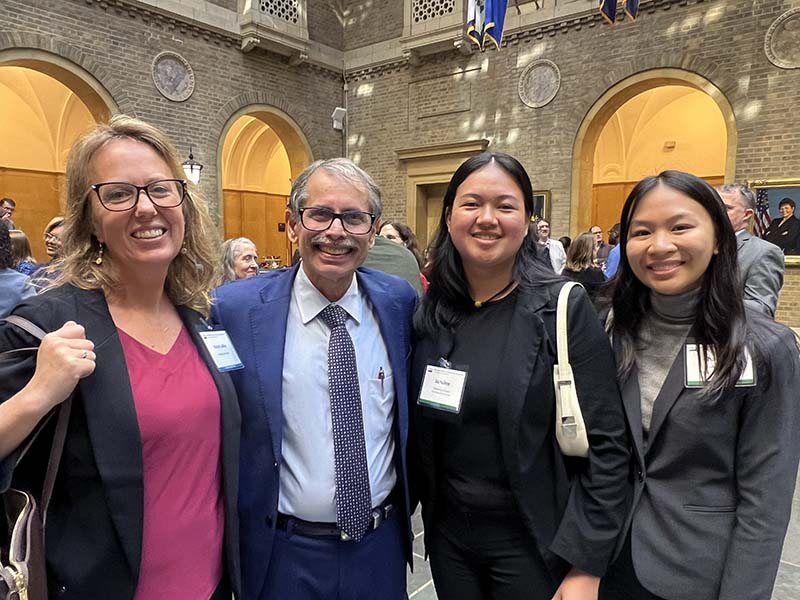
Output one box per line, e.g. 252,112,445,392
418,365,468,413
684,343,755,388
199,330,245,372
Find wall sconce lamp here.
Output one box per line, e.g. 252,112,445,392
182,146,204,184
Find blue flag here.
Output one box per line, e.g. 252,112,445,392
600,0,617,23
483,0,508,50
466,0,484,49
625,0,639,19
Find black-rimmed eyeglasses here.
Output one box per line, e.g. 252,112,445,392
298,207,375,235
91,179,187,212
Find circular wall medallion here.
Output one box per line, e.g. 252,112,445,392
518,59,561,109
151,51,196,102
765,8,800,69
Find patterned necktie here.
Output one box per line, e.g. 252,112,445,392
319,304,371,541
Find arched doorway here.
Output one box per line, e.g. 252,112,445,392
571,69,736,235
0,52,115,260
218,106,312,267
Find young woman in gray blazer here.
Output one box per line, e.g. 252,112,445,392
600,170,800,600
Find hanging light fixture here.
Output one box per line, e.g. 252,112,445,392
182,146,203,184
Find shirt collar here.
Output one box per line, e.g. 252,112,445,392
294,266,363,326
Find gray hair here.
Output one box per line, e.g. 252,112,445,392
220,237,256,283
718,183,756,211
288,158,382,219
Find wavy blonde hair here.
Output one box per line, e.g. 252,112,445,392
46,115,220,316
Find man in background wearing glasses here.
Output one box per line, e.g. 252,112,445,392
212,158,417,600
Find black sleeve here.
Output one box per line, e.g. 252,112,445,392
548,285,632,576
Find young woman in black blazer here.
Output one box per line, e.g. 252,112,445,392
411,152,630,600
600,170,800,600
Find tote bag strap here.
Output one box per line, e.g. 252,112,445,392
2,315,73,519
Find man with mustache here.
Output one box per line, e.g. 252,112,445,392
212,158,417,600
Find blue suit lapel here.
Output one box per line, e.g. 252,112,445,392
357,270,410,454
249,265,297,462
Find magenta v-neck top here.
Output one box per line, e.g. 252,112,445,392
118,327,224,599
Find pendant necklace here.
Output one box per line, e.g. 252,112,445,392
473,279,517,308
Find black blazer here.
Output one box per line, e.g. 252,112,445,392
411,282,631,580
618,315,800,600
0,285,241,599
763,214,800,254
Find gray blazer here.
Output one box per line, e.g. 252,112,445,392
737,230,784,317
618,319,800,600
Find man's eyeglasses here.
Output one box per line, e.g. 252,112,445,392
298,207,375,235
91,179,187,212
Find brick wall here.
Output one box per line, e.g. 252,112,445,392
345,0,800,242
0,0,343,221
344,0,403,50
308,1,344,50
777,264,800,327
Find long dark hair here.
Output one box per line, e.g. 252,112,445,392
381,221,424,269
611,170,747,401
415,152,559,336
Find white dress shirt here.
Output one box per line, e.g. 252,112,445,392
541,238,566,274
278,267,397,522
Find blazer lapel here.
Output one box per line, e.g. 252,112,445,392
179,307,241,586
248,267,296,461
74,289,144,578
644,351,686,450
357,270,410,457
620,364,646,466
496,286,549,477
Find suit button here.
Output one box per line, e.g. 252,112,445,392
58,586,67,594
265,514,273,526
636,469,644,482
273,461,278,468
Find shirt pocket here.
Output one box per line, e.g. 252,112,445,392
366,374,394,443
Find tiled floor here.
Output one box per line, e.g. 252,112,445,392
407,470,800,599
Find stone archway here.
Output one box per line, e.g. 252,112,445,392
215,101,313,267
0,46,117,258
570,68,737,235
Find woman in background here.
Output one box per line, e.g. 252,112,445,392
380,220,429,290
600,170,800,600
220,237,259,283
562,232,606,300
42,216,65,261
10,228,38,275
0,223,36,317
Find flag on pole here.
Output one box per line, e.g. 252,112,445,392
483,0,508,50
624,0,639,20
754,188,773,237
600,0,617,23
466,0,484,49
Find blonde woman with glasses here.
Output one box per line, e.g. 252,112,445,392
0,116,240,599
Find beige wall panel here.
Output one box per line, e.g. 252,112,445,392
0,167,64,260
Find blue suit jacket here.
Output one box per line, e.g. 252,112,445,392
212,265,417,600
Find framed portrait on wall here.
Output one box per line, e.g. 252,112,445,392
531,190,551,223
746,178,800,265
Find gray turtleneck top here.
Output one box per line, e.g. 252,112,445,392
636,288,699,435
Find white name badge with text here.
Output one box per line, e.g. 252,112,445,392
199,330,245,372
418,365,468,413
684,343,755,388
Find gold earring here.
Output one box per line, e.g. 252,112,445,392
95,242,104,265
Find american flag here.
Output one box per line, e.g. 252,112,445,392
754,188,772,237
